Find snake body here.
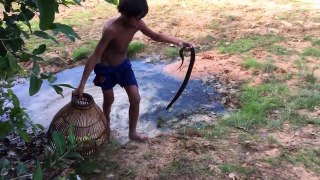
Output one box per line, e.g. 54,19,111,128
166,45,196,110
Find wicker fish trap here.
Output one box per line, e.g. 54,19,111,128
47,93,110,157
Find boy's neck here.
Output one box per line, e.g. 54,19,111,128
118,14,139,28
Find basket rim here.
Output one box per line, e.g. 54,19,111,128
71,93,94,109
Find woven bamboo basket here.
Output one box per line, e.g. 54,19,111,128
47,93,110,157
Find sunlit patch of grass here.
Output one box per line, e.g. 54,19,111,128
241,57,277,73
304,35,320,46
164,47,179,58
72,40,98,60
200,125,230,140
241,57,261,69
291,89,320,111
219,163,255,176
267,45,291,55
127,40,146,57
159,157,211,179
290,148,320,173
207,19,219,29
218,34,284,54
302,47,320,57
220,83,290,129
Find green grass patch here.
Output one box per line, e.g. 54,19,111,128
220,83,290,129
164,47,179,58
291,89,320,110
304,35,320,46
267,45,291,55
72,40,98,60
218,34,284,54
302,47,320,57
200,125,230,140
207,19,219,29
290,148,320,173
241,57,261,69
159,157,211,179
127,40,146,57
219,163,255,176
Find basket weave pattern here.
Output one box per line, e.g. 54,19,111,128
48,93,109,156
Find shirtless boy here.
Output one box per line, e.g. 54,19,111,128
73,0,193,141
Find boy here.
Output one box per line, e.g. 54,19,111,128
72,0,193,142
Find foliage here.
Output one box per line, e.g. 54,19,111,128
220,83,290,128
127,40,146,57
302,47,320,57
72,40,97,60
0,0,116,178
218,34,284,54
165,47,179,58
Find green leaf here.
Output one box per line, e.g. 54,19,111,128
40,73,57,83
0,158,9,169
7,53,20,73
16,162,27,176
50,84,63,97
52,131,66,156
32,161,42,180
19,52,31,62
36,0,58,30
105,0,118,5
30,55,44,62
51,23,80,41
29,74,43,96
68,124,75,146
56,83,76,89
32,44,46,55
34,31,59,44
32,62,40,75
0,121,13,140
64,152,84,160
7,89,20,107
16,128,31,142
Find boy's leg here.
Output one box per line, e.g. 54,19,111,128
124,85,148,142
102,89,114,140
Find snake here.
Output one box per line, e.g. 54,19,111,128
166,44,196,110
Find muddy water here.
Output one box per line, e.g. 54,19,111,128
13,61,224,142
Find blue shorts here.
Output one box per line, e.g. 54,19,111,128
93,59,138,90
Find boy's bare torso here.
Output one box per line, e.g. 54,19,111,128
100,17,139,66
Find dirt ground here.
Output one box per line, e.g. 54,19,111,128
26,0,320,179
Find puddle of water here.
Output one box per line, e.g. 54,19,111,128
13,61,225,142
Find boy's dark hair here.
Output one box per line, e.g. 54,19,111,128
118,0,148,19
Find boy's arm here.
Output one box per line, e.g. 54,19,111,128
138,20,192,47
73,27,114,97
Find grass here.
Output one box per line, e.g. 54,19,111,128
207,19,219,29
267,45,291,55
218,34,284,54
219,163,255,176
304,35,320,46
220,83,290,129
290,148,320,173
197,34,216,51
291,89,320,110
159,157,211,179
164,47,179,58
71,40,98,60
127,40,146,57
302,47,320,57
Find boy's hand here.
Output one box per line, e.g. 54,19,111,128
178,42,194,51
72,87,84,98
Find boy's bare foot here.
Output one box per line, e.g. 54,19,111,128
129,132,148,142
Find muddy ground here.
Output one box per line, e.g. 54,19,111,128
17,0,320,179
